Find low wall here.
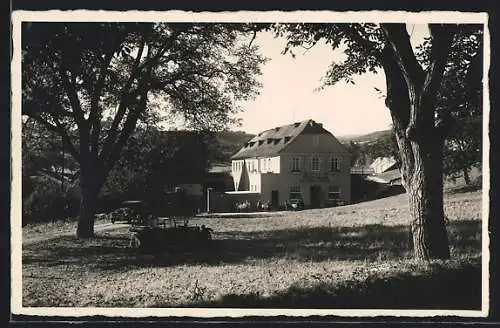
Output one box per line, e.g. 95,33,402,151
207,191,261,213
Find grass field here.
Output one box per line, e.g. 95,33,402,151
21,187,483,309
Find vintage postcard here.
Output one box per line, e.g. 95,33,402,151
11,10,490,318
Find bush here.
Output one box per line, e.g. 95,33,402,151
23,175,80,225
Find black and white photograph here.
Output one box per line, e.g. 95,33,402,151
11,10,490,318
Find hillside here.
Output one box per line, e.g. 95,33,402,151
213,131,255,163
212,129,398,166
337,129,392,145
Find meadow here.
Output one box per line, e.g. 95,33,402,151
21,186,483,309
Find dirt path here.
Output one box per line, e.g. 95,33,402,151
22,222,129,246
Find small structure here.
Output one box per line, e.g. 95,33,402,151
369,156,398,174
365,168,402,186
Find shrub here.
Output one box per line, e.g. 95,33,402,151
22,175,80,224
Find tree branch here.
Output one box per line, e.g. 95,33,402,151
380,23,425,86
421,24,456,110
381,23,426,140
31,115,81,163
89,48,117,156
99,39,147,160
56,55,86,127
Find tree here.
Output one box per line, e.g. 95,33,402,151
103,127,216,201
277,23,483,261
348,129,400,168
22,22,266,237
430,28,483,184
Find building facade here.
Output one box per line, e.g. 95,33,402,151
231,119,351,208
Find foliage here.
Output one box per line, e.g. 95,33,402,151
22,175,80,224
22,119,81,224
102,127,215,200
434,27,483,183
22,119,78,193
345,129,400,167
211,131,255,163
22,22,267,236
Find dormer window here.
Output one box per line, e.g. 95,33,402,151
267,138,273,144
258,140,264,146
249,141,255,147
275,127,280,132
294,122,300,128
274,138,281,145
284,136,291,143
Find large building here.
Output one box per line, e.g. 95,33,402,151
230,119,351,208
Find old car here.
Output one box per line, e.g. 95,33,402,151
121,190,212,252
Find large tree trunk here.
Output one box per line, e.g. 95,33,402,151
380,30,452,261
77,181,98,238
402,137,450,260
463,168,471,185
76,153,103,238
393,118,451,260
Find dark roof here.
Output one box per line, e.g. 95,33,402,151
231,119,334,160
376,168,402,183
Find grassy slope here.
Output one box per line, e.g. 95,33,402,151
22,189,483,308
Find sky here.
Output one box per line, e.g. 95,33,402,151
233,25,429,137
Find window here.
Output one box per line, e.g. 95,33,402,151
329,157,341,172
268,158,272,171
328,186,341,200
313,135,319,146
311,157,320,172
291,157,301,172
289,184,302,200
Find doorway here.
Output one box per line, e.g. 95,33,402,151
310,185,321,208
271,190,279,209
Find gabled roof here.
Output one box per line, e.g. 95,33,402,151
231,119,333,160
370,156,398,174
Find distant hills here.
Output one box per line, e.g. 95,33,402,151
337,129,393,145
213,129,393,164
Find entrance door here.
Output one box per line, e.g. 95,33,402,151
271,190,279,209
310,185,321,208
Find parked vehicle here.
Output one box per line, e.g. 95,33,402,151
118,190,213,252
287,199,305,211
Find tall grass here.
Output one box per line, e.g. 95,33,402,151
22,189,483,308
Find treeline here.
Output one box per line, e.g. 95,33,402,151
22,121,237,224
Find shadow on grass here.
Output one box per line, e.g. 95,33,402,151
23,220,482,272
445,179,482,194
183,259,481,309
